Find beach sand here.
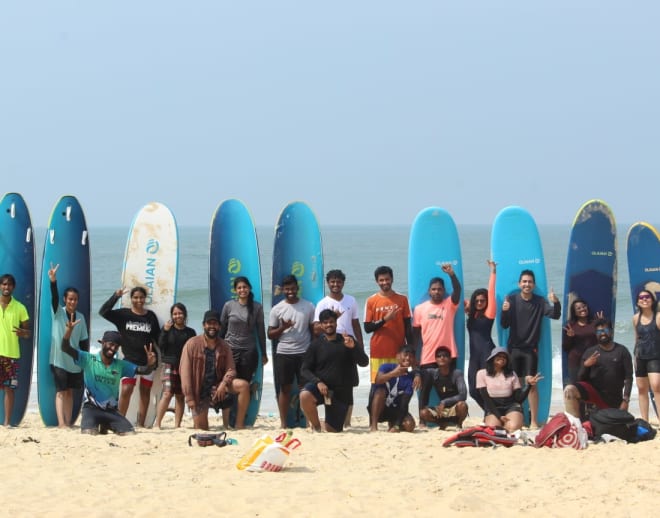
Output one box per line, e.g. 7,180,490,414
2,410,659,517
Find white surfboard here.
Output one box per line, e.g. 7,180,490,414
121,202,178,427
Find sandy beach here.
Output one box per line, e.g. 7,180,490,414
2,409,659,518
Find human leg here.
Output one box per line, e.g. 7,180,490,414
174,394,185,427
367,385,386,431
231,378,250,429
300,385,322,432
563,384,581,418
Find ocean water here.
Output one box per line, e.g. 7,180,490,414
26,224,640,418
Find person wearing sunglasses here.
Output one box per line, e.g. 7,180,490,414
563,319,633,419
418,346,468,429
632,289,660,423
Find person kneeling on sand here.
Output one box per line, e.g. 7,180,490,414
300,309,369,432
61,317,157,435
418,346,468,429
476,347,541,433
179,310,250,431
368,345,421,433
563,319,633,419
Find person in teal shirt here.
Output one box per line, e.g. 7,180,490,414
61,317,157,435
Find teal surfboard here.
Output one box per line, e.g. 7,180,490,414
209,198,263,427
272,201,324,428
491,206,552,425
37,195,91,426
0,193,35,426
562,200,617,386
408,207,465,417
121,202,179,427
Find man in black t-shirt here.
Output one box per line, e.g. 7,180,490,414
563,319,633,419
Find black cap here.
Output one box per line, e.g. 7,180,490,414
203,310,221,324
98,330,122,345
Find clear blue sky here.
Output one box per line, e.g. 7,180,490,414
1,1,658,228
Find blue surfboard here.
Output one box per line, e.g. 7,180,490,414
272,201,324,428
562,200,617,386
491,206,552,426
209,198,264,427
37,195,91,426
408,207,465,419
627,222,660,306
0,193,35,426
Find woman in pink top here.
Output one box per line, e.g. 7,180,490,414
476,347,541,432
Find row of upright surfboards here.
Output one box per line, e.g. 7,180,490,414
1,194,659,428
0,194,324,428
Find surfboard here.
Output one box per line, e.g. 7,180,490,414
272,201,324,428
209,198,263,427
121,202,178,427
408,207,465,417
0,192,35,427
627,222,660,305
562,200,617,386
36,195,91,426
491,206,552,426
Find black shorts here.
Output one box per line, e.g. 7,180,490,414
80,403,134,434
635,357,660,377
51,365,83,391
232,348,259,382
301,383,350,432
484,398,523,418
274,353,305,388
510,348,537,377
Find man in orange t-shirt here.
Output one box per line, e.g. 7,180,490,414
364,266,413,382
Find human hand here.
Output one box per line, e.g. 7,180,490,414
48,262,59,282
583,351,600,368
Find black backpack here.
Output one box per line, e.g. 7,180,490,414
589,408,656,443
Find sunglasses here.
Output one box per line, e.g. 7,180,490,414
436,352,450,358
595,329,610,335
639,294,653,301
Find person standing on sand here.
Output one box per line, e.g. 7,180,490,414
219,276,268,394
99,286,160,427
632,289,660,423
300,309,368,432
364,266,413,383
61,318,157,435
465,260,497,412
562,299,602,385
0,273,30,426
313,269,364,427
412,263,461,426
500,269,560,429
268,275,315,429
48,264,89,428
368,345,420,433
563,319,633,419
179,310,250,430
154,302,196,429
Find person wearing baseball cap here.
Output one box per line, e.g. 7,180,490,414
179,309,250,430
60,317,157,435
